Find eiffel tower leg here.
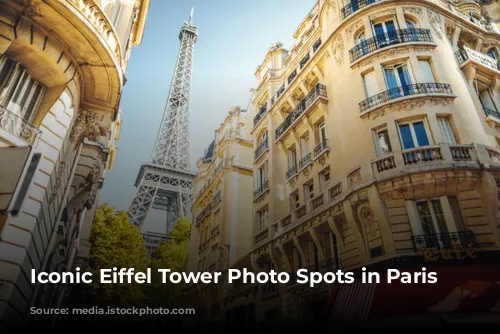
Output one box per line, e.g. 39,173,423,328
128,181,158,227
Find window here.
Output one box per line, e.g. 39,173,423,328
319,123,327,144
300,135,310,158
397,120,431,150
320,168,331,191
373,127,392,156
416,199,449,247
305,182,314,200
418,60,435,83
256,161,268,189
384,63,412,98
373,19,398,46
257,207,268,233
288,147,297,168
487,49,496,60
478,87,498,114
363,70,377,98
437,117,457,144
355,31,369,56
0,55,46,122
290,192,300,209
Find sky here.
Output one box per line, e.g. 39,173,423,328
99,0,316,211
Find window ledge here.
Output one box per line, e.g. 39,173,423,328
360,92,456,119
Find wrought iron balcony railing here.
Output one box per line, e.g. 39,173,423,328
254,180,269,199
299,152,312,170
484,107,500,120
214,161,223,176
275,83,327,140
359,83,453,113
0,105,41,145
253,104,268,127
213,190,221,205
455,46,500,72
286,164,298,180
412,230,476,252
196,203,212,225
341,0,382,20
314,139,329,157
349,28,433,63
254,138,268,160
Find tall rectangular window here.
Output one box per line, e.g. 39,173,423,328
374,127,392,156
419,59,435,83
300,135,309,157
288,148,297,168
384,63,412,98
437,117,457,144
398,120,431,149
363,70,377,98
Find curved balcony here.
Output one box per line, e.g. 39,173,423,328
349,28,433,64
0,105,41,145
275,83,327,141
359,83,454,115
341,0,382,20
253,105,268,128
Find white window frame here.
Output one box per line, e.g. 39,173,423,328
437,117,457,144
383,63,414,90
319,123,327,144
397,118,433,149
373,127,392,157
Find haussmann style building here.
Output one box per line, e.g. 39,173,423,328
0,0,149,328
186,0,500,329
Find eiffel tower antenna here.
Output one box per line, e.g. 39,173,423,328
128,9,198,254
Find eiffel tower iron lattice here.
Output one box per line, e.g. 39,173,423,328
128,9,197,236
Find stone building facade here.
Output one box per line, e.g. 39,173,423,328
187,0,500,329
0,0,149,327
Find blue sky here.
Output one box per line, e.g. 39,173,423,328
100,0,316,211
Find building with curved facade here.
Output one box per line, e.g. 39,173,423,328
185,0,500,329
0,0,149,328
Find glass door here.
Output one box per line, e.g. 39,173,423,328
374,20,398,47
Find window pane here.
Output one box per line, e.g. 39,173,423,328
419,60,435,83
376,129,392,155
413,121,430,146
438,118,456,144
399,124,415,149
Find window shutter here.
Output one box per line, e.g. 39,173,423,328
438,118,456,144
418,60,435,83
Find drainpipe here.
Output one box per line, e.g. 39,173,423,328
26,142,84,317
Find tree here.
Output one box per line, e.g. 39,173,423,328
146,217,192,308
85,203,148,307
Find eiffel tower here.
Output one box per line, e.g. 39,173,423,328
128,9,197,240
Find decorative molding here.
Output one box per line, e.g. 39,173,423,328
345,20,364,41
347,167,361,188
332,34,344,66
427,9,443,39
368,9,397,21
49,162,66,204
70,110,101,144
403,7,423,19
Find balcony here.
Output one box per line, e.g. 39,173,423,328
298,153,312,171
196,203,212,226
286,164,298,181
372,144,479,178
210,225,220,239
0,105,41,145
311,193,324,210
341,0,382,20
254,138,269,161
295,205,307,219
484,107,500,120
253,104,268,127
314,139,329,159
254,180,269,199
254,228,269,243
455,46,500,74
329,182,342,200
359,83,454,114
281,214,292,227
214,161,223,176
349,28,433,64
213,191,221,206
412,230,476,252
275,83,328,141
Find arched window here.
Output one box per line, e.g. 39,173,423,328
487,49,497,60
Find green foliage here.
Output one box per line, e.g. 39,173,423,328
86,203,148,307
146,217,192,308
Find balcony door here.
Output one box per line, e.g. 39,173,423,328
384,64,412,99
398,120,430,150
416,200,451,248
373,19,398,46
